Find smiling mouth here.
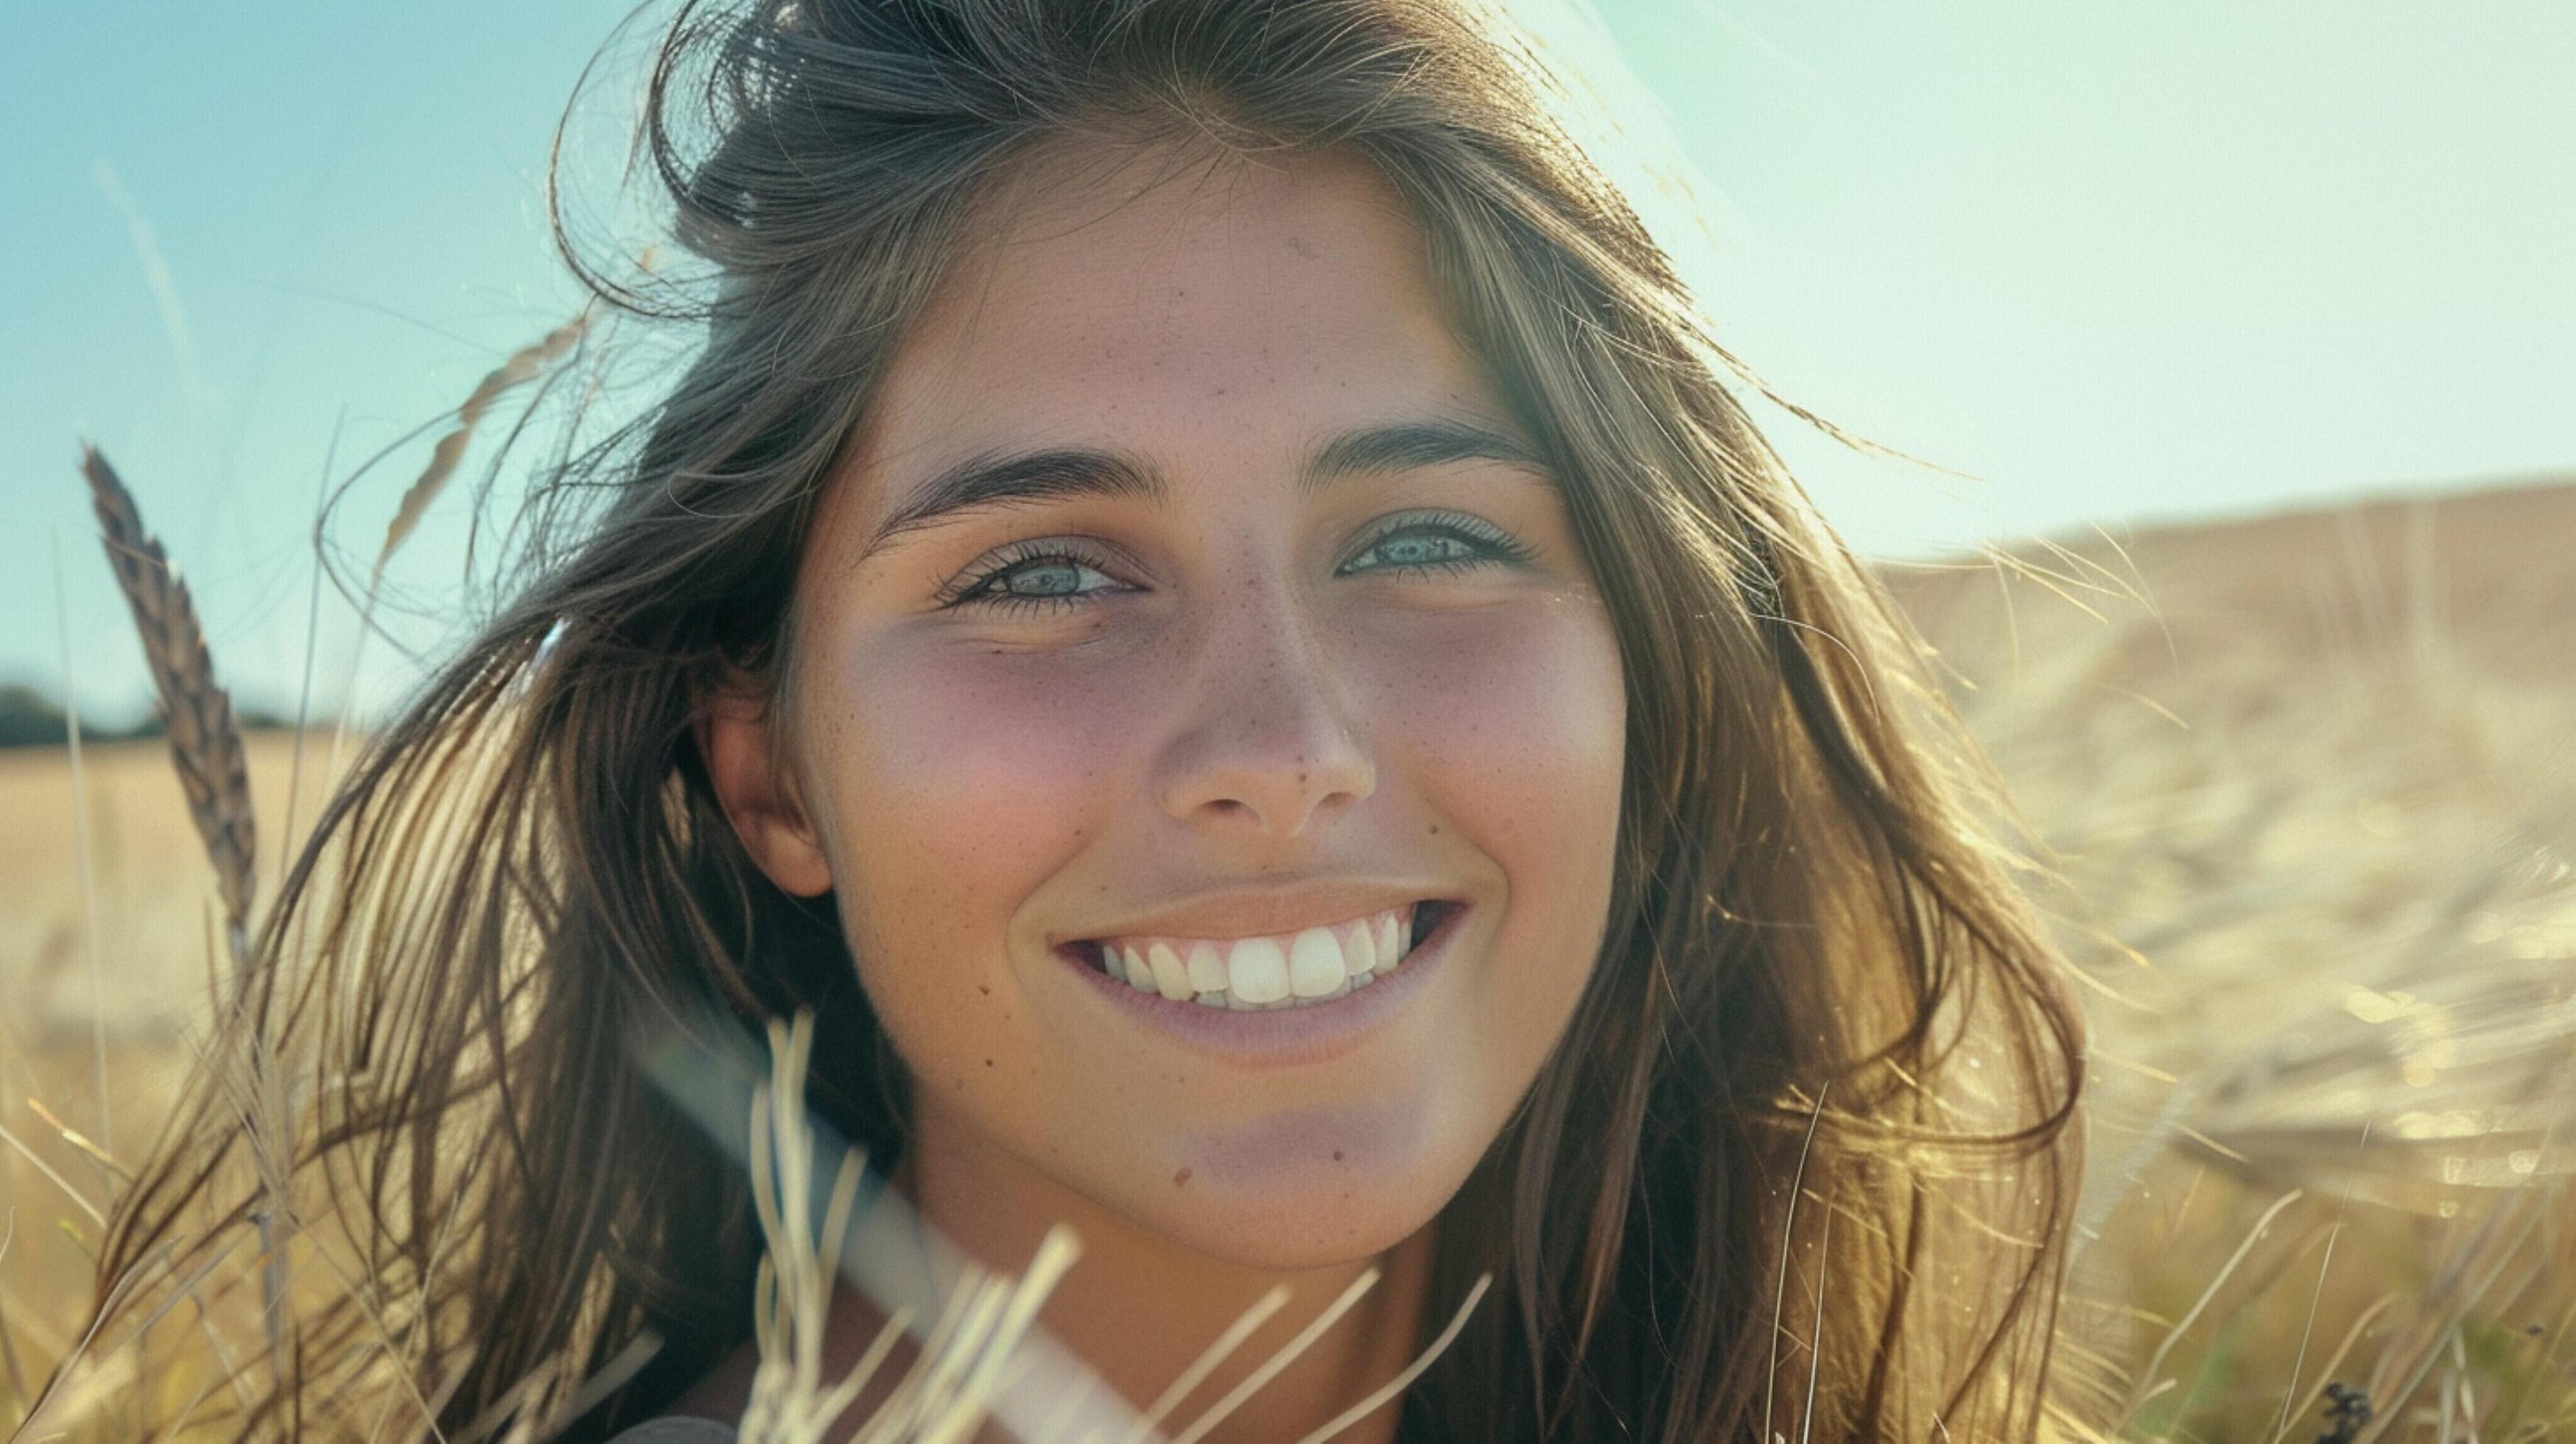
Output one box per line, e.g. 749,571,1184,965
1078,900,1459,1011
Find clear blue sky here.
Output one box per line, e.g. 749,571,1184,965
4,1,2571,724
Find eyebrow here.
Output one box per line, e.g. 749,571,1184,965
1305,417,1545,484
860,416,1548,557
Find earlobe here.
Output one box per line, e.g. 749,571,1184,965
698,687,835,898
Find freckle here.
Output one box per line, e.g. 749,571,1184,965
1173,1168,1192,1187
1428,824,1440,835
978,984,992,996
984,1058,994,1068
1332,1149,1345,1162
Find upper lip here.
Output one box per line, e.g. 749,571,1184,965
1050,879,1454,946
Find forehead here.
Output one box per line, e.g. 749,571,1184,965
848,140,1509,489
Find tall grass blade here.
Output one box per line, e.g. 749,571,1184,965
1288,1273,1491,1444
0,1211,26,1412
49,534,113,1166
2116,1188,2303,1430
1165,1267,1382,1444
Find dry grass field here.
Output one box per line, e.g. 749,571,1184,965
1,477,2571,1438
0,732,343,1387
1889,477,2576,1439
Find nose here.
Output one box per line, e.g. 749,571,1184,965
1149,578,1377,841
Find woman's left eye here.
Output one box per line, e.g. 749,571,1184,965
1338,512,1531,578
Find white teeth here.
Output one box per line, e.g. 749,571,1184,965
1344,916,1379,977
1226,937,1291,1005
1287,927,1347,998
1146,942,1193,1000
1091,903,1435,1010
1185,942,1227,994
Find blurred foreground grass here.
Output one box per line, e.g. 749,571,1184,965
3,479,2571,1439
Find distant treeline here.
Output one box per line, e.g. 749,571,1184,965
0,683,289,749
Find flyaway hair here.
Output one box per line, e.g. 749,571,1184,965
62,1,2083,1438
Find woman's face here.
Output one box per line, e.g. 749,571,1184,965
718,144,1626,1270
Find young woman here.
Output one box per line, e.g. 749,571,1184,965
74,0,2084,1438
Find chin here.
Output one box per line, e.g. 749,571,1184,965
1112,1121,1464,1271
1142,1188,1438,1274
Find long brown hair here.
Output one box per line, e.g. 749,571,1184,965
68,0,2083,1437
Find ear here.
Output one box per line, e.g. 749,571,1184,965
698,681,835,898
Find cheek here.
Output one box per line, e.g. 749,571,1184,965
799,633,1139,1000
1359,597,1624,1191
1367,597,1626,1093
1369,599,1626,871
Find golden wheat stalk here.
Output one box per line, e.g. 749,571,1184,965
373,312,591,578
326,312,592,800
78,444,258,964
732,1010,1086,1444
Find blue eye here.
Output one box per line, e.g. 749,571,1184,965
943,514,1528,614
990,559,1095,597
943,542,1123,613
1339,512,1531,578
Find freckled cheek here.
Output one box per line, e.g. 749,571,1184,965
1360,606,1626,858
808,641,1148,976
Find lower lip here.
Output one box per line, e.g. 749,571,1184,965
1056,906,1466,1070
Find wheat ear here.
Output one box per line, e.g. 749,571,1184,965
326,311,590,795
374,312,590,576
80,444,258,964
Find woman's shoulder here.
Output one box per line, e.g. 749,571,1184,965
605,1418,734,1443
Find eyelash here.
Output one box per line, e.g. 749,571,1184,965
935,539,1126,615
938,512,1533,614
1337,510,1534,578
